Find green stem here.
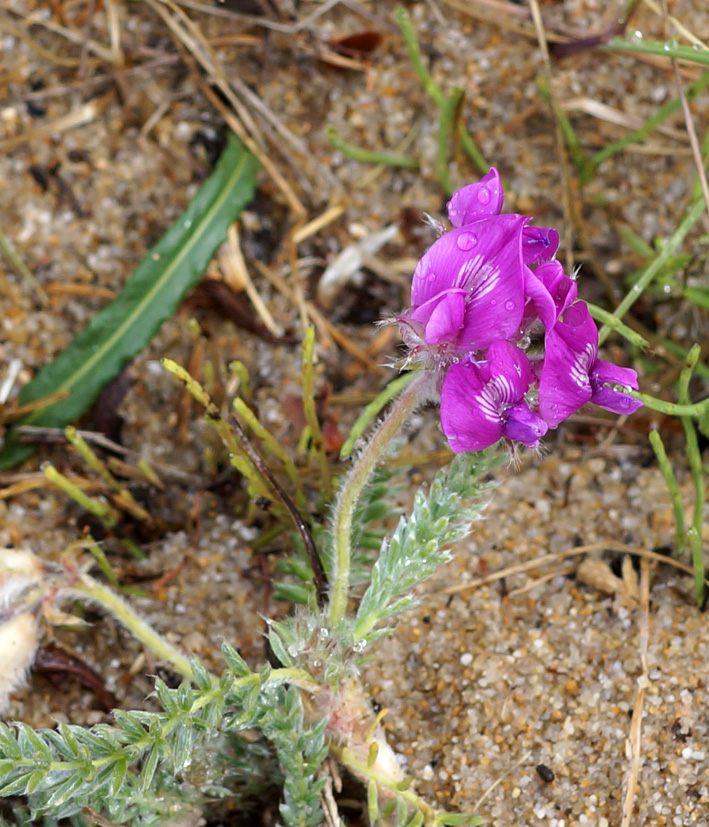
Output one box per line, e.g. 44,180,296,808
589,70,709,174
437,86,464,196
648,429,686,556
73,573,195,681
341,372,418,459
598,197,707,345
678,345,706,605
327,372,432,628
326,126,419,169
587,302,649,349
394,7,444,106
335,744,435,819
234,397,307,511
302,326,332,500
394,6,487,177
44,465,119,528
624,388,709,417
536,75,589,177
459,124,489,176
603,37,709,66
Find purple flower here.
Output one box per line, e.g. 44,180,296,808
523,260,578,330
447,168,504,226
403,214,528,353
538,301,643,427
440,340,548,453
399,168,561,360
396,170,643,455
447,168,559,265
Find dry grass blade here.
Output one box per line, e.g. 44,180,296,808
473,750,533,810
229,75,344,197
430,540,708,600
253,259,382,370
7,4,122,64
0,94,111,154
620,559,651,827
150,0,339,204
671,60,709,223
292,206,346,244
145,0,306,219
218,224,283,338
0,11,80,67
652,0,709,227
642,0,708,49
173,0,343,32
562,98,690,142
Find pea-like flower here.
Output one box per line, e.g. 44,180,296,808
440,340,548,452
398,168,559,363
398,170,642,454
538,301,643,427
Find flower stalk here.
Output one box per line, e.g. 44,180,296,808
327,371,433,628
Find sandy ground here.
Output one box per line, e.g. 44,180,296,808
1,0,708,823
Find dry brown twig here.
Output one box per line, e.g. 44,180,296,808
253,259,383,371
0,93,113,154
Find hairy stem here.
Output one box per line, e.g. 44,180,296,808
327,371,433,628
72,573,196,681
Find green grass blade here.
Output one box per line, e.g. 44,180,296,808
0,133,259,469
603,37,709,66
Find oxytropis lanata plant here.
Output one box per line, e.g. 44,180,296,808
0,170,643,827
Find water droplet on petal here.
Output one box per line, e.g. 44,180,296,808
456,232,478,251
505,300,515,311
478,186,491,204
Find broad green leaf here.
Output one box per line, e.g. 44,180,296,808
0,133,259,468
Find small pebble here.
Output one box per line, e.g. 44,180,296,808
536,764,555,783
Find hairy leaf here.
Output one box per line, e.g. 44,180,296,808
353,450,500,642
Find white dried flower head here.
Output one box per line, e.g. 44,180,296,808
0,612,38,714
0,547,45,611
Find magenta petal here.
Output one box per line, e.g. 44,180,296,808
440,362,503,453
409,288,467,345
536,261,577,319
447,168,503,227
410,215,528,349
503,402,548,447
552,301,598,356
485,340,533,400
522,226,560,265
523,267,556,329
538,307,597,427
590,359,643,415
591,386,644,415
591,359,639,391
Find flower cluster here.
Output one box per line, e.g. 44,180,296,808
398,169,643,454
